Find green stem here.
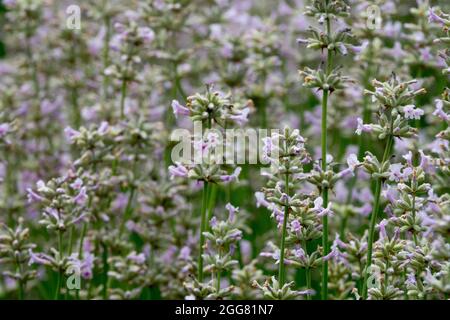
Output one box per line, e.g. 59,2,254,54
16,258,25,300
206,184,218,225
119,78,128,120
321,87,330,301
55,231,63,300
321,186,329,300
4,151,17,226
278,171,290,286
216,271,221,293
102,14,111,113
301,239,312,300
411,184,419,246
25,20,39,99
384,260,389,292
321,1,333,298
68,225,75,255
306,267,312,300
101,243,109,299
198,181,209,282
216,248,222,295
362,134,393,299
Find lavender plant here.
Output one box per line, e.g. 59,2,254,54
0,0,448,301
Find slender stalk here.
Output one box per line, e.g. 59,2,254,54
25,20,40,99
321,0,333,299
119,77,128,120
411,171,419,246
198,116,213,283
384,260,389,292
321,184,329,300
16,257,25,300
321,88,330,300
303,240,311,300
206,184,218,225
216,271,221,293
69,35,81,128
5,151,17,226
412,192,418,246
278,170,290,286
306,267,312,300
55,230,63,300
198,181,209,282
216,248,222,294
362,133,394,299
102,13,112,110
101,243,109,299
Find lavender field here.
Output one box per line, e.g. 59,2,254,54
0,0,449,301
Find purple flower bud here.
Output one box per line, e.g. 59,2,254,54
168,162,189,179
178,246,191,260
433,99,449,121
127,252,146,265
377,219,388,239
209,216,217,227
225,203,239,222
403,151,413,166
171,100,190,118
428,8,446,26
26,188,45,203
138,27,155,44
70,178,83,190
220,167,241,183
64,127,81,142
0,123,10,138
73,187,88,206
229,107,250,125
355,118,372,135
255,192,269,208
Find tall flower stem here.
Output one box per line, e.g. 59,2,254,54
198,117,213,282
303,239,311,300
278,169,290,286
216,247,222,294
206,184,218,224
55,230,63,300
101,243,109,299
362,130,394,299
102,13,112,114
119,77,128,120
25,20,40,100
306,267,312,300
411,171,419,246
119,52,132,120
321,1,333,299
321,88,330,300
16,257,25,300
198,181,209,282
